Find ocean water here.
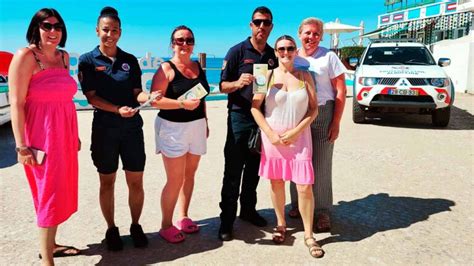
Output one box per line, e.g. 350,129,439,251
203,57,225,86
73,56,353,107
145,57,226,101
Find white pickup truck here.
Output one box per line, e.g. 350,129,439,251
0,73,10,126
351,39,454,127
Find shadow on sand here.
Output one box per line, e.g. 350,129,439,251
362,105,473,130
319,193,455,246
79,193,454,264
80,211,276,265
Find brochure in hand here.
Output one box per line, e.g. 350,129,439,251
177,83,208,101
253,64,268,94
133,93,160,111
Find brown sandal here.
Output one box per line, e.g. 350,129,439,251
304,237,325,258
272,226,286,244
316,213,331,232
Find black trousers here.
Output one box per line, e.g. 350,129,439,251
219,111,260,229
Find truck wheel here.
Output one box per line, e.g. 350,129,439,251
353,99,366,123
432,106,451,127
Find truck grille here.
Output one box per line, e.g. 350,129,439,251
408,78,428,86
379,78,399,85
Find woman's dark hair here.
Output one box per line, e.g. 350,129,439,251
274,35,297,49
170,25,194,46
26,8,67,48
97,6,121,27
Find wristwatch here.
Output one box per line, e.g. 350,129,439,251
15,146,29,152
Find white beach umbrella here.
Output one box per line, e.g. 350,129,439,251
323,21,362,34
324,19,361,49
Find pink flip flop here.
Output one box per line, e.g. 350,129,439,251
176,218,199,234
159,226,185,243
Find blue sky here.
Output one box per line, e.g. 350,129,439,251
0,0,386,57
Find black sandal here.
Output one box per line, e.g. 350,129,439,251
304,237,325,258
38,245,81,259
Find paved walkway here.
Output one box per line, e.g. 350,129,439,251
1,93,473,265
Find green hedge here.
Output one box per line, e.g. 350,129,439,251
339,46,366,70
340,46,366,60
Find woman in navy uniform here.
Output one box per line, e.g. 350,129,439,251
78,6,157,251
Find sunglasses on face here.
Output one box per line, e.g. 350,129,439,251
173,37,195,46
252,19,272,27
40,22,64,32
276,46,296,53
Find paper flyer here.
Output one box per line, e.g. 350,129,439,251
253,64,268,94
133,92,160,111
177,82,208,101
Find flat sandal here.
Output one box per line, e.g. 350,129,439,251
304,236,325,258
272,226,286,244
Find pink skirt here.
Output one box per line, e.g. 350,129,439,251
258,125,314,185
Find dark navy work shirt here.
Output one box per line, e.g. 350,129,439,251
78,46,142,110
220,37,278,112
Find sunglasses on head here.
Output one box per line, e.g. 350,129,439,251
40,22,64,32
252,19,272,27
276,46,296,53
173,37,195,46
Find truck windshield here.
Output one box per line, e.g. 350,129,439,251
363,47,436,65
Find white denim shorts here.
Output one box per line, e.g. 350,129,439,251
155,116,207,158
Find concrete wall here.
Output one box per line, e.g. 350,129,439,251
431,32,474,93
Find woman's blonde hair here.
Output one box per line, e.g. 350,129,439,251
298,17,324,41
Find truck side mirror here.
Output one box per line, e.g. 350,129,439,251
349,57,359,67
438,58,451,67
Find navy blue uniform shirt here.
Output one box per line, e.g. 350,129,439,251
78,46,142,110
220,37,278,112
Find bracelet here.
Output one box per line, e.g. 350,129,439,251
178,100,185,109
116,106,120,114
15,146,29,152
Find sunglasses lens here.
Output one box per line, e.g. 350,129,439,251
253,19,271,26
277,47,296,53
42,23,53,30
174,38,195,46
41,22,63,31
54,23,64,31
174,38,184,45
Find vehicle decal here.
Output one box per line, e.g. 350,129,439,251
380,68,426,75
357,87,372,101
435,88,451,104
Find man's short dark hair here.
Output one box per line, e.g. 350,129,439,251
252,6,272,21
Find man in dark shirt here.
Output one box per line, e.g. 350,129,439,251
218,6,278,241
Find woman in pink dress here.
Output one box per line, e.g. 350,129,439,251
251,35,323,258
9,8,80,264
